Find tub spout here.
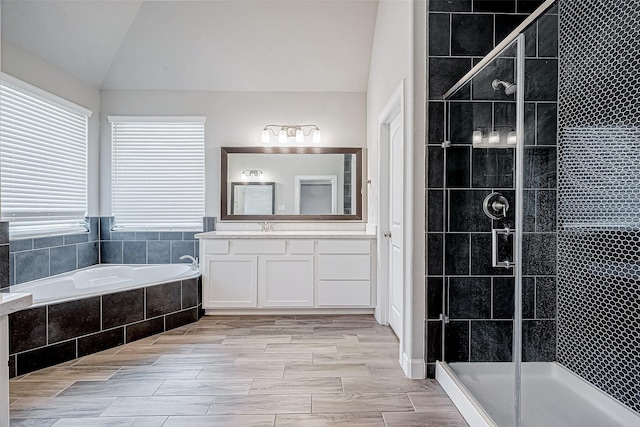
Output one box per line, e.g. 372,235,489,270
179,255,199,271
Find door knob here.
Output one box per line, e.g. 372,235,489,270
383,231,392,238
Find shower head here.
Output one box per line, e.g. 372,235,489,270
492,79,517,95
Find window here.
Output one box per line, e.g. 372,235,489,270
109,116,205,231
0,74,91,238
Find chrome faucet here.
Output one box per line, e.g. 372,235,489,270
261,221,274,232
179,255,199,271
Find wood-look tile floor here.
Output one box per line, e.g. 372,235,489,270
9,315,468,427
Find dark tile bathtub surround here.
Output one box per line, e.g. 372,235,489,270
8,275,203,377
9,217,100,285
99,216,216,265
426,0,557,377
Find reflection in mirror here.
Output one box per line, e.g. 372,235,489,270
231,182,275,215
221,147,362,221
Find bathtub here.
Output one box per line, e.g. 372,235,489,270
10,264,199,306
6,264,203,377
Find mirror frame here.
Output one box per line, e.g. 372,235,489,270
221,147,363,221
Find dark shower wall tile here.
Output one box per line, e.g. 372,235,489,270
427,277,444,320
524,103,536,145
451,14,494,56
446,146,471,188
429,13,451,56
445,233,470,275
9,307,47,353
450,102,492,144
471,58,516,101
523,190,536,232
524,147,557,188
449,277,491,319
471,149,514,188
429,58,473,100
536,190,557,232
516,0,545,13
522,233,557,275
146,281,182,318
494,102,516,129
48,297,101,343
536,276,557,318
50,245,77,276
428,147,444,188
426,321,443,363
493,277,514,319
15,249,49,284
445,321,470,362
470,233,514,276
427,234,444,276
495,14,527,44
524,59,558,101
536,103,558,146
428,190,445,232
430,0,471,12
522,320,556,362
102,289,145,329
449,190,492,232
473,0,515,13
522,276,535,319
470,320,513,362
428,102,445,144
537,13,558,57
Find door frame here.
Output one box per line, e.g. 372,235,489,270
376,80,416,377
294,175,338,214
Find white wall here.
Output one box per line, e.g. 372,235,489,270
99,90,366,218
366,0,412,226
1,41,102,216
366,0,426,378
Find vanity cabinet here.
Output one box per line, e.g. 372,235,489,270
199,234,375,312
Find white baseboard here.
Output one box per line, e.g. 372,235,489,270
401,352,425,379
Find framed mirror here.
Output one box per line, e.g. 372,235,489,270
221,147,363,221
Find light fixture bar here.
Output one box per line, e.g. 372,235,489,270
261,124,322,144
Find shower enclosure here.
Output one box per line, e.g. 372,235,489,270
433,1,640,426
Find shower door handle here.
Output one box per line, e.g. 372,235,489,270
492,228,515,269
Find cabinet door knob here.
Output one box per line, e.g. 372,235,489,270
383,231,392,238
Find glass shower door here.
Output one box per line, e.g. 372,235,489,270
439,37,522,426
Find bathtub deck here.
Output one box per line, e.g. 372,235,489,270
8,315,467,426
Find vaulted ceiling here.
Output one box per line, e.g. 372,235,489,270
1,0,378,92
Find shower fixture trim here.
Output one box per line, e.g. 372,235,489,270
492,79,517,95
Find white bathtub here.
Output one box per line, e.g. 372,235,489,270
9,264,200,306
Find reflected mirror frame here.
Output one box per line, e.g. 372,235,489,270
230,182,275,215
220,146,363,221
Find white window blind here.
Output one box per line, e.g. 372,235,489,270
0,74,90,238
110,116,205,231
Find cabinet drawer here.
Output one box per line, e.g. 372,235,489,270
317,280,371,306
231,239,286,254
289,240,314,254
204,239,229,254
318,254,370,280
318,240,370,254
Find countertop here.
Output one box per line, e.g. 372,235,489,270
0,292,33,316
196,230,377,239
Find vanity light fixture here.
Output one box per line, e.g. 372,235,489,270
241,169,263,180
261,124,322,144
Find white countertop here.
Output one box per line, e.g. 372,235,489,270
196,230,376,239
0,292,33,316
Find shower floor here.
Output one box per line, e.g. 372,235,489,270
437,362,640,427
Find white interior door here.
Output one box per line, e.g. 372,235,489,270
388,112,404,337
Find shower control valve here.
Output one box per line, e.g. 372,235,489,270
483,192,510,220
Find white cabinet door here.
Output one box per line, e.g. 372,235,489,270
258,256,314,307
203,256,257,308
